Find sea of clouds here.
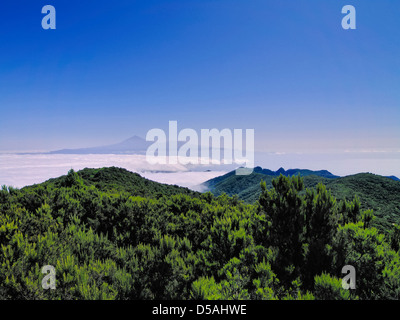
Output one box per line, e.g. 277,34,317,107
0,151,399,191
0,153,229,190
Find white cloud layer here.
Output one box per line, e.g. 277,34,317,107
0,153,228,189
1,150,399,190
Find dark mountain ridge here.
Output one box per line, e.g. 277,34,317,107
202,167,400,231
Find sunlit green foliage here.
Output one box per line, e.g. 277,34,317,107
1,167,399,300
205,170,400,232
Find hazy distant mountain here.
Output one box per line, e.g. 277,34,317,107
49,136,151,155
48,135,236,158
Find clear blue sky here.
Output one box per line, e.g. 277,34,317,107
0,0,399,153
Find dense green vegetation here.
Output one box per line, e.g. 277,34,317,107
44,167,199,199
203,169,400,232
1,167,400,300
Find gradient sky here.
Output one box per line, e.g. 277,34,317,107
0,0,399,154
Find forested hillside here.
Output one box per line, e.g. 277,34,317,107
1,167,400,300
203,169,400,232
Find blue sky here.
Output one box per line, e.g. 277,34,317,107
0,0,399,156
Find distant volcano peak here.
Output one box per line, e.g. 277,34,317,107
49,135,150,155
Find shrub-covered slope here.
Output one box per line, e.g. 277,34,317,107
1,167,400,300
